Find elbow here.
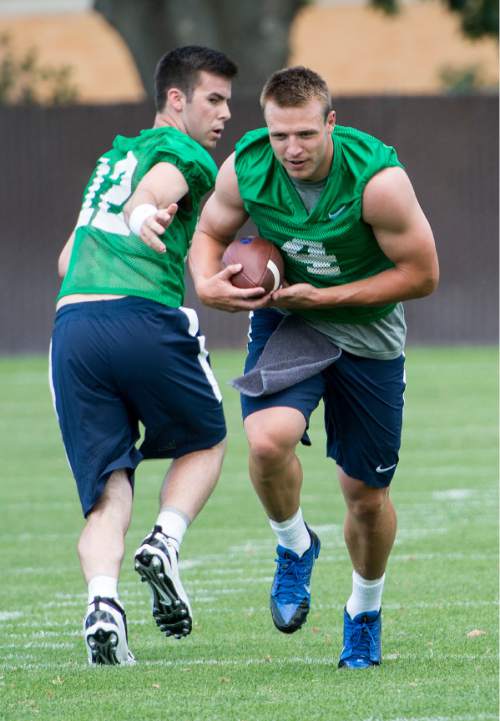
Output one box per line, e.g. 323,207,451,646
417,264,439,298
429,268,440,295
426,257,440,295
424,246,440,296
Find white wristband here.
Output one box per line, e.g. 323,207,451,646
129,203,158,236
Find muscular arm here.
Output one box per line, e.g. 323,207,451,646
189,154,271,311
123,161,189,253
271,166,439,309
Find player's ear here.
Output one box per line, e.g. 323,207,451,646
326,110,336,132
167,87,186,112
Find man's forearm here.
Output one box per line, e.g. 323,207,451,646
272,264,439,310
189,231,227,288
321,265,438,306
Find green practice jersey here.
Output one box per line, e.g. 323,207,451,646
234,125,404,324
59,126,217,307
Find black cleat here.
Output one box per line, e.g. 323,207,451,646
134,526,192,639
84,596,135,666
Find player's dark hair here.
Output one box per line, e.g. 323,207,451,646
260,66,332,119
154,45,238,111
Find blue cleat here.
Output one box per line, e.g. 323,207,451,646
270,527,321,634
338,607,382,668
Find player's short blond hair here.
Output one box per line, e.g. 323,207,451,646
260,66,332,119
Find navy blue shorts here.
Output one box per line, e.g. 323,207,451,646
50,297,226,516
241,309,405,489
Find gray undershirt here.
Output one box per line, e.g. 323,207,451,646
287,176,406,360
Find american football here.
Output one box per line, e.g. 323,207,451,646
222,235,284,293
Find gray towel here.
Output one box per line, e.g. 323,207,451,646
232,314,341,397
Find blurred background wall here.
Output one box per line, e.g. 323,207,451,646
0,0,498,353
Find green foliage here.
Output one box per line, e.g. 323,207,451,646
448,0,499,37
0,348,498,721
370,0,499,39
0,32,79,106
439,62,490,92
370,0,399,15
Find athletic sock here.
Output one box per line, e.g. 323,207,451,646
346,570,385,618
156,506,190,554
269,508,311,557
88,575,119,604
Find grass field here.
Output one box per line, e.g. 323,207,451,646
0,347,498,721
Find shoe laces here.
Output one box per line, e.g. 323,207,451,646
274,550,312,602
346,616,377,659
147,526,178,559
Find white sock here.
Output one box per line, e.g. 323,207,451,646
156,506,190,554
269,508,311,557
346,570,385,618
88,575,118,604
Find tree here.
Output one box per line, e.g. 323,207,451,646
94,0,307,100
0,32,78,105
370,0,498,39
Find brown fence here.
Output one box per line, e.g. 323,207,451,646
0,95,497,354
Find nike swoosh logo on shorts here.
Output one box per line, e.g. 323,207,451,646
376,463,397,473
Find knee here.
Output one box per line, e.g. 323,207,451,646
247,432,291,472
245,409,305,476
346,489,389,523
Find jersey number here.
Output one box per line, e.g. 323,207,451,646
76,151,138,235
281,238,341,277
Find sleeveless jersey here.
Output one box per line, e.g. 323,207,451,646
234,125,404,324
289,175,406,359
59,126,217,308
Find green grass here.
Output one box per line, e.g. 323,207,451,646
0,347,498,721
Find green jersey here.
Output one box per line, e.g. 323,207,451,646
234,125,404,324
59,126,217,308
289,175,406,359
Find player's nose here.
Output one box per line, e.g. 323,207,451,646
287,138,302,157
219,101,231,121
